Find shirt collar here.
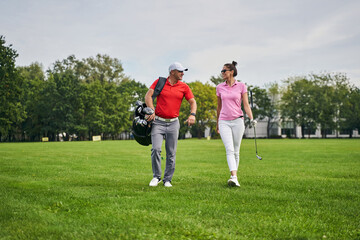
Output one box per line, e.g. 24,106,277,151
222,80,238,87
166,77,181,86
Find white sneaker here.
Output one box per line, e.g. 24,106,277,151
227,178,240,187
149,178,161,187
164,181,172,187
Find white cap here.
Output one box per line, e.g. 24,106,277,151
169,62,188,73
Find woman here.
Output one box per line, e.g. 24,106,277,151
216,61,256,187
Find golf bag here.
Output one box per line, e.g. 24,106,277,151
132,77,166,146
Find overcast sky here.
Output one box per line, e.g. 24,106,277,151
1,0,359,87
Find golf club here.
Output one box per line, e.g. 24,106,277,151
250,91,262,160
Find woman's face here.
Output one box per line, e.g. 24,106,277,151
221,66,232,79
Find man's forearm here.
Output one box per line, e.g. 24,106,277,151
145,89,155,110
189,98,197,114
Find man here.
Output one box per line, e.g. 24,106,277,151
145,62,197,187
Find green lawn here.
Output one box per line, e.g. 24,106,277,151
0,139,359,239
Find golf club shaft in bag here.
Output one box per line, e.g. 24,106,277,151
250,91,262,160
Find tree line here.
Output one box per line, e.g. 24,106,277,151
280,74,360,138
1,36,359,142
1,36,148,141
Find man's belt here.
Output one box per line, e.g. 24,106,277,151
155,116,178,122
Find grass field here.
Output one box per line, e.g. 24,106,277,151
0,139,359,239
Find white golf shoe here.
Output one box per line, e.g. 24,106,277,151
164,181,172,187
227,177,240,187
149,178,161,187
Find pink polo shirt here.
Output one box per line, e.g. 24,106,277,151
216,81,247,120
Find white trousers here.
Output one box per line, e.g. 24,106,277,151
219,118,245,172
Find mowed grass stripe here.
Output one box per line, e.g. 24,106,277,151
0,139,359,239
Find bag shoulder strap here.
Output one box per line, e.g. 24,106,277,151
152,77,167,101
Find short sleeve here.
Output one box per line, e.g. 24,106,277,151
150,79,159,90
216,86,220,97
241,83,248,94
184,84,194,100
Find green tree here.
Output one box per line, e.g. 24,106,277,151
247,86,266,120
280,77,318,138
311,73,348,138
81,54,125,84
52,54,126,84
266,82,281,137
47,69,83,140
209,75,223,86
80,54,134,139
340,86,360,137
280,73,353,138
80,80,106,140
48,54,134,140
248,85,278,138
0,36,26,141
312,73,352,137
179,81,217,138
17,63,46,141
118,79,148,138
102,82,121,139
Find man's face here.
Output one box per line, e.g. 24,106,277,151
171,70,184,81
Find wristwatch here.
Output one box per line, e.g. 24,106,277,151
190,113,196,116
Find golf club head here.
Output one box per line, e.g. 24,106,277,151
143,107,154,115
135,100,143,107
256,154,262,160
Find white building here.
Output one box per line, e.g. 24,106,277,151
202,118,359,139
242,118,359,138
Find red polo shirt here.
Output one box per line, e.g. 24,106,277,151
150,78,194,118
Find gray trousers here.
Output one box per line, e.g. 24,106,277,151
151,119,180,183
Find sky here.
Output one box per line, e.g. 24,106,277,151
1,0,359,88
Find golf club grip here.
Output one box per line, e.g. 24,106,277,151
250,91,253,108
